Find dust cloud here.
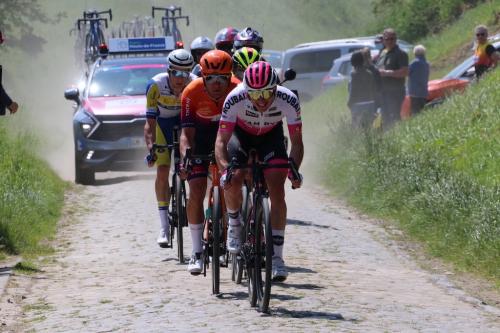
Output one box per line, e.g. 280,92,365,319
1,0,344,182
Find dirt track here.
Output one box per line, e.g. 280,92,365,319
1,171,499,332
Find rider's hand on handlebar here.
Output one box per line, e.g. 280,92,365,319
288,169,303,189
179,163,189,180
220,169,230,189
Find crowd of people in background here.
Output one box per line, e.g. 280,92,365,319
347,25,499,130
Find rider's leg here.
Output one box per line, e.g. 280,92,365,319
225,132,248,254
225,169,245,254
155,165,171,246
154,120,173,247
186,176,207,274
266,169,288,281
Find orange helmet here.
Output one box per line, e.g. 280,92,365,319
199,50,232,76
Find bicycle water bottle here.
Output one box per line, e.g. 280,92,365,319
205,207,212,219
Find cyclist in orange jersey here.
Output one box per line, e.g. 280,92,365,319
180,50,239,274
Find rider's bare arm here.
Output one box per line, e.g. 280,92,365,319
289,130,304,168
180,127,196,159
144,119,156,149
215,129,232,171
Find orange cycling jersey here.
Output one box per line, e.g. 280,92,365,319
181,76,239,131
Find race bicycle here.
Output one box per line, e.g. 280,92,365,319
184,149,228,295
77,9,112,66
152,5,189,45
146,127,187,263
227,152,300,313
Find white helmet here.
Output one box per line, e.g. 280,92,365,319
190,36,214,51
167,49,194,71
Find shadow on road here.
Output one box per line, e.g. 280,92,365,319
272,307,349,321
287,218,338,230
217,291,248,301
0,266,13,277
271,293,302,301
93,173,154,186
273,282,324,290
287,266,317,274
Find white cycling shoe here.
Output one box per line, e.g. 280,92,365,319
187,252,203,275
226,225,242,254
272,256,288,282
157,229,170,248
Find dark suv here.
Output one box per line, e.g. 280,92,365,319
65,38,171,184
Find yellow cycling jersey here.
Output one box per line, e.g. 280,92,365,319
146,72,197,119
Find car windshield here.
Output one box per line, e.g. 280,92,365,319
88,65,166,97
443,56,474,79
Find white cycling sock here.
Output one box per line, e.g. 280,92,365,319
158,201,169,232
189,223,203,254
227,209,241,226
272,229,285,259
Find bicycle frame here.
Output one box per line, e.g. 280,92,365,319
152,6,189,43
184,149,227,294
227,151,299,312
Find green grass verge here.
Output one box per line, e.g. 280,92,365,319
421,0,500,78
304,70,500,285
0,120,66,258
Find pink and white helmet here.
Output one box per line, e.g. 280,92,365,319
243,61,279,90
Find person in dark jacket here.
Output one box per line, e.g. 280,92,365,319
347,51,377,129
375,28,408,129
0,30,19,116
0,75,19,115
408,45,430,115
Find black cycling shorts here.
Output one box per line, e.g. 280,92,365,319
227,122,288,167
187,124,217,180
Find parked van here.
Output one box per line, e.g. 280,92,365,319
281,39,375,101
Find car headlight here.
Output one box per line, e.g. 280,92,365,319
75,109,100,138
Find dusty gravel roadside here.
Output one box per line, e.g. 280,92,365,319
1,171,499,332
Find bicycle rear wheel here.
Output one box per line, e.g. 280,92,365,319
211,186,222,295
175,174,186,263
253,196,272,313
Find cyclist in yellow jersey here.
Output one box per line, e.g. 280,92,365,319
145,49,197,248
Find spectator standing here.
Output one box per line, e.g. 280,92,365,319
473,25,499,78
361,47,382,109
0,30,19,116
408,45,430,115
375,28,408,128
347,51,377,129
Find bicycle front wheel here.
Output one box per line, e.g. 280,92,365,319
233,184,250,284
175,175,186,263
211,186,222,295
254,196,272,313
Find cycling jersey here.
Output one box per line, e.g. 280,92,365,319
219,84,302,136
146,71,197,166
181,76,239,178
146,72,197,119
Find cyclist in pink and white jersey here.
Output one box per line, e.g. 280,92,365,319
214,61,304,282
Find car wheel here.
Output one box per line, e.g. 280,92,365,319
75,155,95,185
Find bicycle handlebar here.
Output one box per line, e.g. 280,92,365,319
77,18,109,30
152,6,182,18
161,16,189,27
225,155,301,189
145,143,169,165
83,9,112,20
